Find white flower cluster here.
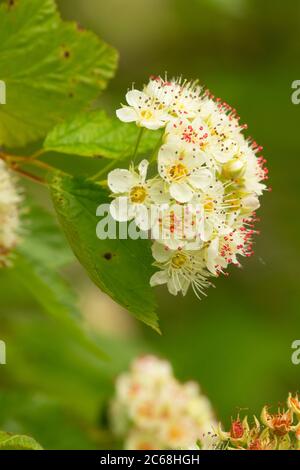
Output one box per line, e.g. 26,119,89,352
0,160,22,267
109,76,268,297
110,355,216,450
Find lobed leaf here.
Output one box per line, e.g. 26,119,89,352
0,0,118,148
0,431,42,450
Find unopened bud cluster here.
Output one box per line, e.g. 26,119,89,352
110,355,216,450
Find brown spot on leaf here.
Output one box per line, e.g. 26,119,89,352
60,46,71,60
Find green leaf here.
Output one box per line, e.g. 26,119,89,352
0,390,110,450
0,0,118,148
12,203,107,360
0,305,141,424
19,203,74,269
0,431,42,450
50,174,160,332
14,254,81,321
16,203,80,318
44,110,162,159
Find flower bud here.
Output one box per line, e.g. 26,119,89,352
287,394,300,417
222,159,245,178
241,195,260,213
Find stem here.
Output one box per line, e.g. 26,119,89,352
0,150,62,185
0,151,53,170
133,127,144,162
10,165,47,185
89,160,116,182
26,158,54,171
89,127,148,183
30,148,46,160
96,179,107,187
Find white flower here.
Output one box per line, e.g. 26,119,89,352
0,160,22,267
167,80,203,120
143,77,177,107
116,89,170,130
192,181,229,241
110,356,216,450
151,203,204,250
150,242,212,298
165,116,243,172
144,77,203,120
199,97,241,140
112,76,268,298
108,160,166,230
211,137,241,165
158,136,213,203
205,227,254,275
243,145,267,196
116,78,206,130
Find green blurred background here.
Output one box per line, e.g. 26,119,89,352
1,0,300,449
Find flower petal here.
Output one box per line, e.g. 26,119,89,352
213,149,232,164
110,197,132,222
116,106,137,123
160,238,186,250
158,143,178,167
108,169,134,193
148,180,170,204
126,89,145,107
170,182,193,203
138,159,149,183
206,237,219,274
180,276,190,296
150,270,169,287
140,119,166,130
167,277,180,296
188,169,213,190
241,195,260,211
135,205,151,231
202,219,214,241
151,241,172,263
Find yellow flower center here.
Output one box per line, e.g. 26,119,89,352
167,163,188,182
130,186,147,203
140,109,153,120
200,141,209,151
171,253,187,269
204,198,214,212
